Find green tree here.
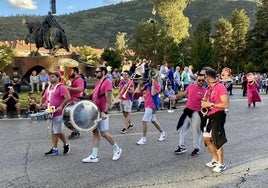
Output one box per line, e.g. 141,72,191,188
213,18,234,72
0,44,15,70
130,20,170,66
75,46,100,66
229,9,250,73
190,17,214,71
151,0,191,44
115,32,128,59
100,49,122,69
246,0,268,72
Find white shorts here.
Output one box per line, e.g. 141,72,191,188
50,116,64,134
120,100,132,112
142,108,156,122
97,115,109,132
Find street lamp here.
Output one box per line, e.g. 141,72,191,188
151,6,156,65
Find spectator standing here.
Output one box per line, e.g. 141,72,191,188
188,65,195,84
246,72,261,108
181,67,189,91
174,66,181,94
160,61,169,92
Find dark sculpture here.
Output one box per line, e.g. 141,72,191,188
23,12,69,55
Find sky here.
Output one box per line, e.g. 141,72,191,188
0,0,134,17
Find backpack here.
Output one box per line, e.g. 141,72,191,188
152,93,161,111
144,83,161,111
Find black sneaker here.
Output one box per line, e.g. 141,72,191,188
45,148,59,156
121,128,127,134
191,149,200,156
68,132,80,140
63,143,70,155
174,146,187,155
127,124,134,129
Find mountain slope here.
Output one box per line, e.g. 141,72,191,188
0,0,260,49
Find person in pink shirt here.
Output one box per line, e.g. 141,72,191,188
66,67,86,140
201,67,229,173
82,66,122,163
174,73,206,156
40,71,71,156
246,72,261,108
119,70,135,134
136,76,167,145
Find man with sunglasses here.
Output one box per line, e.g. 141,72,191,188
82,66,122,163
174,73,206,156
201,67,229,172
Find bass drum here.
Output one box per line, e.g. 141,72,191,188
63,100,100,132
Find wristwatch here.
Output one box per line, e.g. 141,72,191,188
103,111,109,114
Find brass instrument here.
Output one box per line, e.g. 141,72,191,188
121,73,136,99
201,90,209,116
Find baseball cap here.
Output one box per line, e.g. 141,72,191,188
48,71,61,77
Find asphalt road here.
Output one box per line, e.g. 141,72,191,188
1,89,268,188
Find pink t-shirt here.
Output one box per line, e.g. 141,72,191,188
70,77,84,102
143,82,161,109
185,84,206,111
119,80,134,100
207,82,228,116
92,78,113,112
44,84,70,116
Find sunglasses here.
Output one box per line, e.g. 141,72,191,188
95,70,101,73
197,79,205,82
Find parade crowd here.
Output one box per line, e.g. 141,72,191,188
0,58,264,173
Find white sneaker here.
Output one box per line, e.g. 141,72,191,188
136,137,146,145
82,154,98,163
158,131,166,141
205,159,219,168
213,163,226,172
112,148,122,161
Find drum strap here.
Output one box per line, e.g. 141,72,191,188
97,77,107,99
47,83,63,107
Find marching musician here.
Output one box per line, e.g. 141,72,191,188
66,67,85,140
136,73,167,145
40,71,71,156
119,70,135,134
174,73,206,156
201,67,229,172
82,66,122,163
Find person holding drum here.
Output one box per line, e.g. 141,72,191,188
82,66,122,163
40,71,71,156
66,67,85,140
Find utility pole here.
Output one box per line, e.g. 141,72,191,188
151,6,156,66
50,0,56,14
